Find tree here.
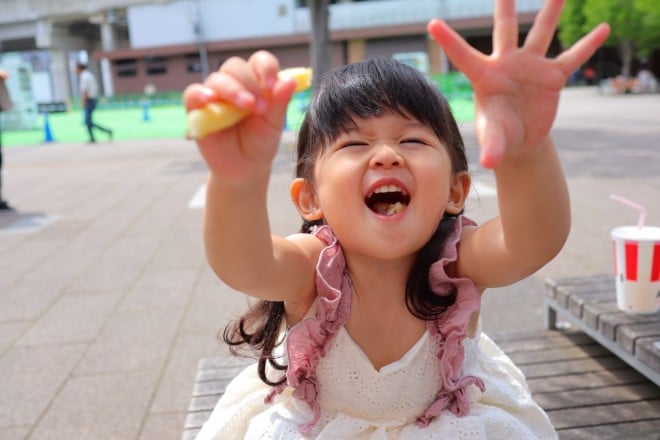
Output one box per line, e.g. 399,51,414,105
557,0,587,48
636,0,660,59
308,0,331,86
559,0,660,77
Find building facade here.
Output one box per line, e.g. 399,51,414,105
0,0,548,103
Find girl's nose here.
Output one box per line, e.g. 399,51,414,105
369,143,404,168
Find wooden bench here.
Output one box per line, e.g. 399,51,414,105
183,326,660,439
497,329,660,439
182,356,253,440
544,275,660,387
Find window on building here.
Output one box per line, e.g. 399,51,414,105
115,58,137,77
186,54,202,73
145,56,168,76
295,0,342,7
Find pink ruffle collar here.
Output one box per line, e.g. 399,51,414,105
265,225,352,433
265,216,484,433
417,216,485,426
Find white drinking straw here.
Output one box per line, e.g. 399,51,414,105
610,194,647,228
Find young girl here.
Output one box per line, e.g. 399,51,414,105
184,1,609,438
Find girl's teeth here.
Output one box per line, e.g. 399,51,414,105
373,184,405,195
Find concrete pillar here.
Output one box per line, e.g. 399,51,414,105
49,50,69,102
99,18,116,97
35,20,80,103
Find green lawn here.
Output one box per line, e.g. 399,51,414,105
3,105,188,147
3,94,474,148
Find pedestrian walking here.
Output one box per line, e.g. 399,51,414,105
0,67,15,211
76,62,113,143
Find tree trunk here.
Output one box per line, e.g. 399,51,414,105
619,39,635,77
309,0,331,86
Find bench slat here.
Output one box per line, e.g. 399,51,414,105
519,354,628,378
547,399,660,430
597,309,659,341
581,301,619,329
506,342,610,365
534,383,660,410
617,321,660,354
558,420,660,440
526,368,648,394
496,332,595,353
637,337,660,371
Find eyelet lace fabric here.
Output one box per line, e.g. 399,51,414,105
315,328,442,424
194,217,558,439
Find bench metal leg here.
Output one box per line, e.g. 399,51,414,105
544,300,557,330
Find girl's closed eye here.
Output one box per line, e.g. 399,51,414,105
401,138,429,146
337,139,369,150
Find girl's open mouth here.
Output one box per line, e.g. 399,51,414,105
365,184,410,216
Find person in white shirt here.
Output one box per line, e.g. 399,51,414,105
76,62,113,143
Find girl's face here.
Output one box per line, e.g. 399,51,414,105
299,112,469,262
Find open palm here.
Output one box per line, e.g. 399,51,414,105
428,0,610,168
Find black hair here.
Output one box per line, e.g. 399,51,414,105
223,57,468,385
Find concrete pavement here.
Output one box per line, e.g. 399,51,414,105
0,87,658,439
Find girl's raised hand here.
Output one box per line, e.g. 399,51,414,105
428,0,610,168
183,51,297,183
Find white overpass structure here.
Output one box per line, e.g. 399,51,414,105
0,0,544,102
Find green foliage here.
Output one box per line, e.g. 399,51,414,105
637,0,660,57
558,0,587,48
582,0,643,46
559,0,659,47
558,0,660,74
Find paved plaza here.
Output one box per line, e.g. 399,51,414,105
0,87,658,439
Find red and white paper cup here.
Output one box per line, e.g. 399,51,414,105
611,226,660,314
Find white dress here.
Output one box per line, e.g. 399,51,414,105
196,219,558,439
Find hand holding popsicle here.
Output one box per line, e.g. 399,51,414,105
186,67,312,139
183,52,310,182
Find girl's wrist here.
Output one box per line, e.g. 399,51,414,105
206,166,271,194
494,135,554,170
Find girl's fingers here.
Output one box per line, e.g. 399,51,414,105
248,51,281,94
218,56,264,93
182,83,218,111
555,23,611,75
477,115,506,169
524,0,564,55
204,70,258,111
427,19,485,81
261,76,297,131
492,0,518,55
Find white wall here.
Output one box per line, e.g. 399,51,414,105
127,1,198,48
126,0,544,50
128,0,298,49
200,0,297,40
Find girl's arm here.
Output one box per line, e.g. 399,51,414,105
460,135,570,287
183,51,321,305
428,0,610,288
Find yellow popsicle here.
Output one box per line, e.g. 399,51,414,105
186,67,312,139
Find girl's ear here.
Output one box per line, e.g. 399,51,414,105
445,171,471,214
290,178,323,221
